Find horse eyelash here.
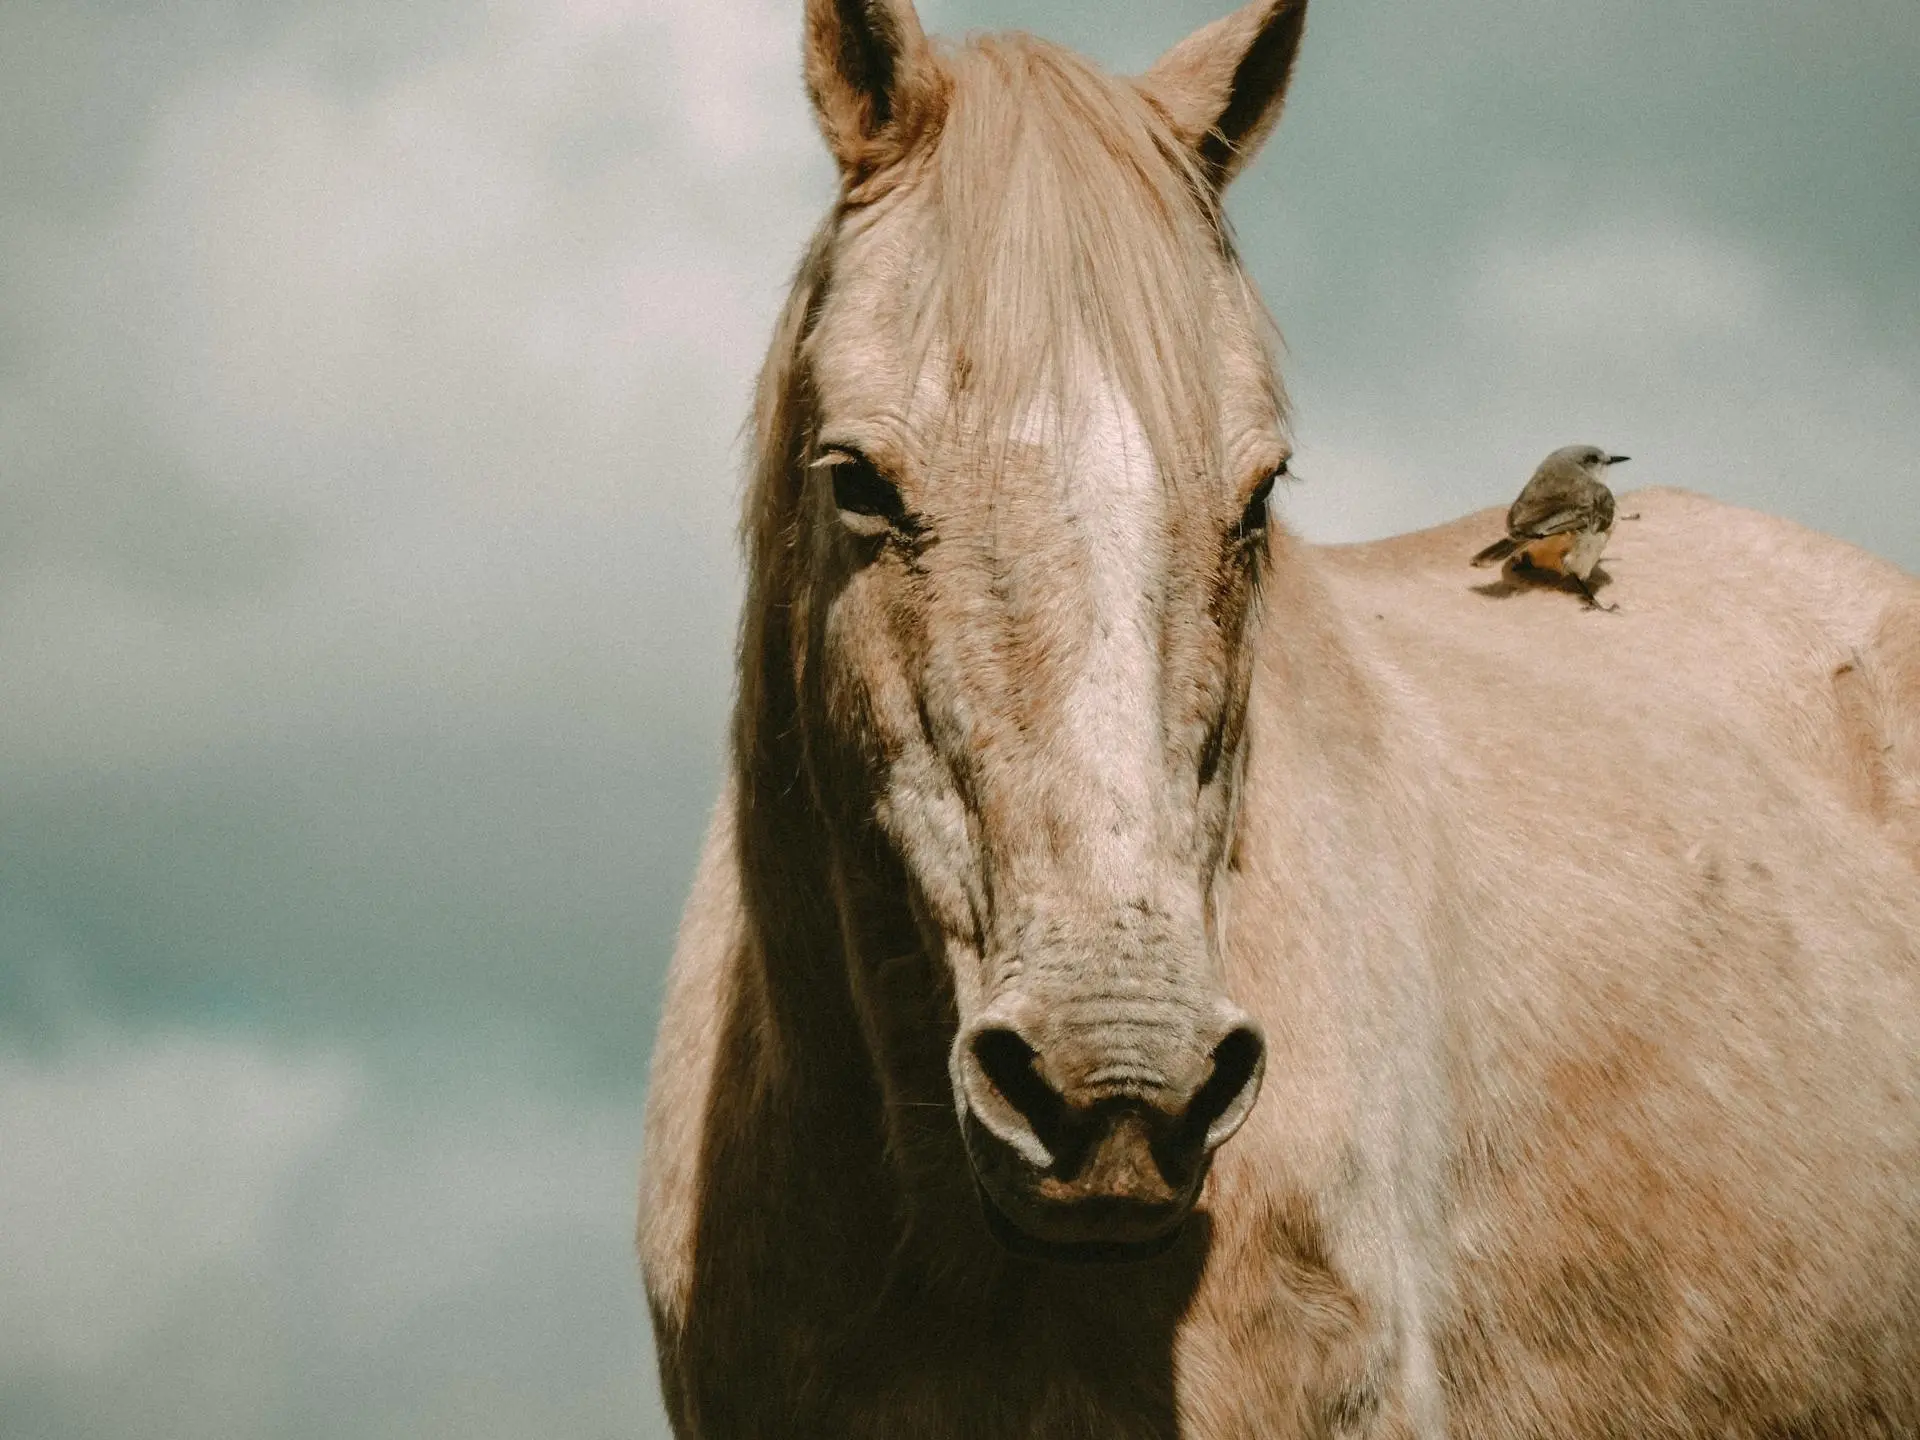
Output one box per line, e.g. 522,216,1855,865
1234,465,1283,544
817,446,914,530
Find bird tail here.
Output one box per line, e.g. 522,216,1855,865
1470,536,1519,568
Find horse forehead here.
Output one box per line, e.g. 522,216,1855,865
1011,368,1158,500
808,320,1169,521
962,370,1171,592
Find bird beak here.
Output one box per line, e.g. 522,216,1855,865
1606,455,1630,465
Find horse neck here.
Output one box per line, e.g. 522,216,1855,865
730,603,994,1269
730,615,875,1096
1236,534,1461,1225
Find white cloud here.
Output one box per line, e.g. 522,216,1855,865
0,1032,668,1437
0,1035,359,1374
0,0,831,780
1467,219,1770,345
0,5,820,1415
1280,213,1920,565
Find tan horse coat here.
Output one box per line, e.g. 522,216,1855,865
640,1,1920,1434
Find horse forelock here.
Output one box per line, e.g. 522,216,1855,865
906,34,1262,484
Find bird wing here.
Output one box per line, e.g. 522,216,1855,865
1508,505,1586,538
1592,483,1616,531
1507,473,1607,539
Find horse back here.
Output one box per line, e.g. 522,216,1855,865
1309,485,1920,1435
1316,484,1920,869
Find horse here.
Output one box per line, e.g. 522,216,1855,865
638,0,1920,1433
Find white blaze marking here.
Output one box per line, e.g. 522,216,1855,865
1056,369,1164,881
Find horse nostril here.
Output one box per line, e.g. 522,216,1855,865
1185,1024,1266,1151
970,1026,1069,1150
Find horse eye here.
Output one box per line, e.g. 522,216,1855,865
825,450,907,530
1236,468,1280,540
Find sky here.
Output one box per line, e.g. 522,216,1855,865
0,0,1913,1435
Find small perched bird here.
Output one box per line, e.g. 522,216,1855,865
1471,444,1630,610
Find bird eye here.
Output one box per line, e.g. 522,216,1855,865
821,448,909,534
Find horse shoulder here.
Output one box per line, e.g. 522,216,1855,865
638,786,745,1342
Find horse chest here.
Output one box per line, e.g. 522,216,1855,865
674,1206,1387,1439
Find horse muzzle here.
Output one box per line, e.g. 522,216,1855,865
951,1000,1265,1261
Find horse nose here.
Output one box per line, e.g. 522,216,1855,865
953,1006,1266,1178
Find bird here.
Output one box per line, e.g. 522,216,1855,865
1471,444,1630,610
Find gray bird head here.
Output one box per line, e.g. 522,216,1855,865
1537,444,1629,481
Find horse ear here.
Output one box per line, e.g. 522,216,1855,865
804,0,943,182
1138,0,1308,188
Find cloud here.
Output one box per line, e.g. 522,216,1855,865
0,0,834,1063
1471,221,1770,344
2,0,826,677
0,1035,358,1376
1277,212,1920,569
0,9,811,1422
0,1032,667,1438
3,0,1911,1072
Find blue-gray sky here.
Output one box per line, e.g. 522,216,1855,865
1,0,1914,1435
